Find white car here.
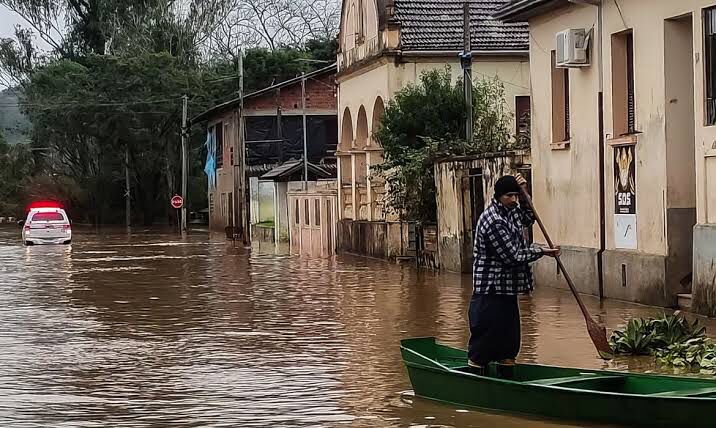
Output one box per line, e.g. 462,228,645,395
22,208,72,245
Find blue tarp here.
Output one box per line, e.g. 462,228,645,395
204,129,216,190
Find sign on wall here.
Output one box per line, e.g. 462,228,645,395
614,145,636,214
614,145,637,249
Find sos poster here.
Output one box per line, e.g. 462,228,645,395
614,145,636,215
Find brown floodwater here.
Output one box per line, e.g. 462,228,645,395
1,225,715,427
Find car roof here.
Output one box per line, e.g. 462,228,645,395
29,207,68,214
30,207,65,213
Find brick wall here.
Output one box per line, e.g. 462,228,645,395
244,73,337,111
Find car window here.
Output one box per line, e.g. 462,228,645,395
30,212,65,222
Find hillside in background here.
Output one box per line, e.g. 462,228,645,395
0,88,31,145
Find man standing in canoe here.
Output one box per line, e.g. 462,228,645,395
468,174,560,377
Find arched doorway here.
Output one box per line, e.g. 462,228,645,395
354,106,369,219
370,96,385,147
356,106,369,147
355,106,369,181
339,108,354,185
340,107,354,151
338,107,354,219
367,97,386,220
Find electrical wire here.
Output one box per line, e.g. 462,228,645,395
614,0,628,29
530,32,549,55
0,97,183,108
472,69,530,91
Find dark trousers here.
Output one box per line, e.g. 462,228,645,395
467,294,521,366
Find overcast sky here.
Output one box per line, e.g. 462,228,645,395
1,5,53,89
1,5,24,39
1,5,52,50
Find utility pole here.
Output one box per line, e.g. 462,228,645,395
301,72,308,190
125,145,131,230
460,1,473,143
234,47,248,244
276,85,283,163
181,94,188,233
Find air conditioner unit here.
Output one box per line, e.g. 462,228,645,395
556,29,589,67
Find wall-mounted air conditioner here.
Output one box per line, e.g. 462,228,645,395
556,29,590,67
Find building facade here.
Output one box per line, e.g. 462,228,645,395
434,151,531,272
497,0,716,312
336,0,532,256
193,66,338,235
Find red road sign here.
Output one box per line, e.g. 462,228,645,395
171,195,184,209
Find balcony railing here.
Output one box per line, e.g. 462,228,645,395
338,34,384,72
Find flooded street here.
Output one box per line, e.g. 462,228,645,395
1,226,714,427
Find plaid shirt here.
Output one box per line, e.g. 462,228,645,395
472,197,543,295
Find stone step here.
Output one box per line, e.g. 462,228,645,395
677,293,693,310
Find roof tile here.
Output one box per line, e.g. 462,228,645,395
395,0,528,52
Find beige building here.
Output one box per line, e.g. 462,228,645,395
496,0,716,313
336,0,532,257
434,150,531,272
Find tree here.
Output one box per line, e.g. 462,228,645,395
0,128,34,216
205,0,339,57
375,68,515,223
0,0,340,225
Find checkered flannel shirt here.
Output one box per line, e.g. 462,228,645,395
472,198,544,295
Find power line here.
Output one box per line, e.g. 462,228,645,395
530,33,549,55
306,74,336,90
614,0,628,29
0,97,183,108
471,70,530,91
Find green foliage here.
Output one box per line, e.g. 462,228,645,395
651,311,706,348
609,312,716,373
655,338,712,370
610,312,707,356
304,38,338,63
209,39,337,94
609,318,658,356
0,88,32,145
375,68,515,222
0,130,34,216
1,10,334,225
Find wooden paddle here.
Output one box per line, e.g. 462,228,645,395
519,186,614,360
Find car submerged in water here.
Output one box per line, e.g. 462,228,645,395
20,204,72,246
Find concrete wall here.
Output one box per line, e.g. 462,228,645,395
525,0,716,308
529,5,601,254
336,56,531,223
338,58,530,155
275,182,289,243
208,111,237,231
337,219,411,259
693,224,716,315
340,0,380,52
434,151,531,273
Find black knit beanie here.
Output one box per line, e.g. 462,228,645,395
494,175,521,199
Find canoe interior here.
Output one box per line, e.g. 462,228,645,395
401,337,716,397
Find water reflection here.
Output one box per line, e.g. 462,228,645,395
0,225,714,427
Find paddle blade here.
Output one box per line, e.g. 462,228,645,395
587,318,613,360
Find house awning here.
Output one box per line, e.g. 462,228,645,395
259,159,333,181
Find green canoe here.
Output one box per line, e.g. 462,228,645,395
401,337,716,427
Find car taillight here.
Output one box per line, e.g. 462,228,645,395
24,225,30,231
63,224,71,229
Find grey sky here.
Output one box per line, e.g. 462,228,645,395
1,5,25,39
1,5,52,50
0,5,53,89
